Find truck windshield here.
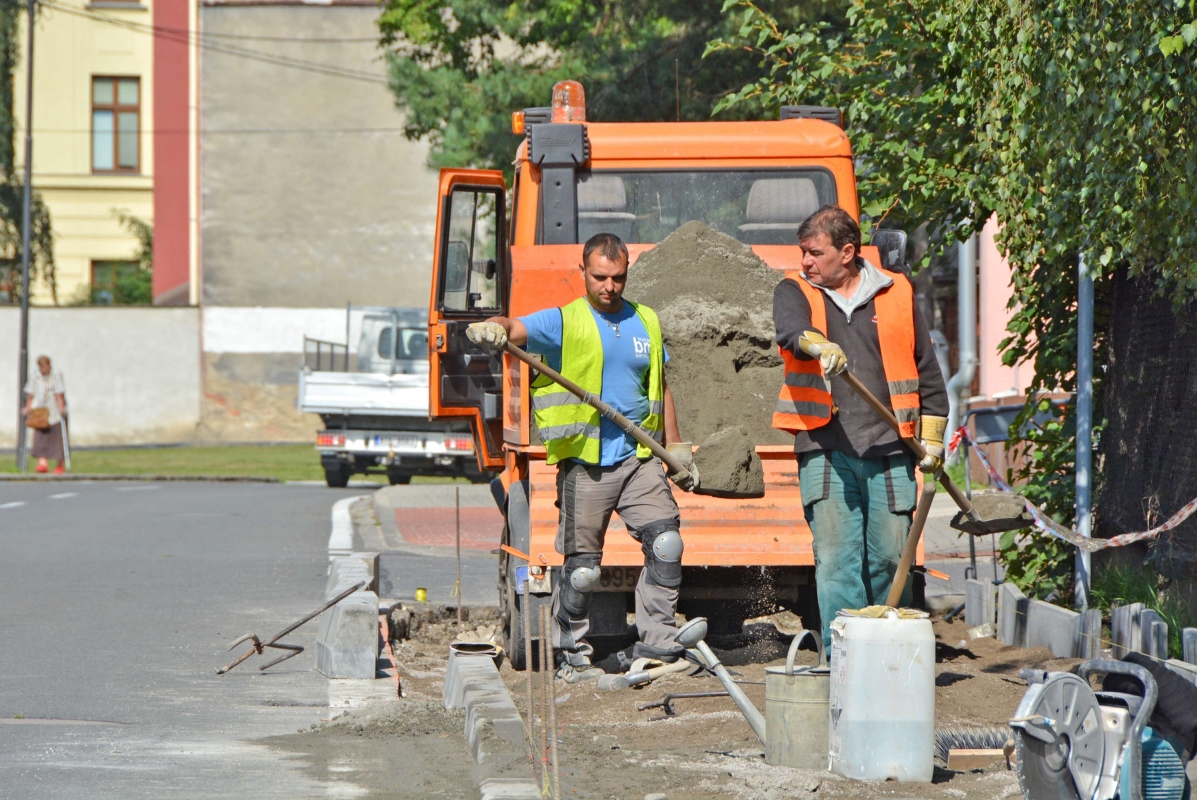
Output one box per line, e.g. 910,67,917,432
378,327,428,361
572,169,836,245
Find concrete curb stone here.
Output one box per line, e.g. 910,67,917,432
443,650,539,799
1024,599,1079,658
997,582,1028,648
314,587,380,679
372,487,405,545
964,579,997,629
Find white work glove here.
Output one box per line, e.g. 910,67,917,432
465,321,508,352
797,331,848,376
665,442,700,493
917,415,948,474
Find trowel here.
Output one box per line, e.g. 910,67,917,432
503,342,759,498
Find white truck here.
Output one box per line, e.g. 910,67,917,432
298,306,484,487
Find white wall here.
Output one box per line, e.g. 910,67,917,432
0,307,201,447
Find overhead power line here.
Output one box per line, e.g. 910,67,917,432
40,1,393,86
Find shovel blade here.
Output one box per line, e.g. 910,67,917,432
950,492,1034,535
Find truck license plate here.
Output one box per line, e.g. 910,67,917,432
385,434,421,449
594,567,640,592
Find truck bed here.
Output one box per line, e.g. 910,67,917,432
298,370,428,416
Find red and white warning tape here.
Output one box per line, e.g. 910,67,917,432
948,426,1197,553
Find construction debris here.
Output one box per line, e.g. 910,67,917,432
693,426,765,498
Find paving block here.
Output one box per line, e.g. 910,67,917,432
997,582,1028,648
1165,659,1197,687
964,579,997,629
1025,599,1080,658
1075,609,1103,660
315,589,379,679
1184,628,1197,664
1110,603,1144,658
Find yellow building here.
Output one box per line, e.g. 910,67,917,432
14,0,197,306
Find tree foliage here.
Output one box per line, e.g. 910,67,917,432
377,0,845,178
712,0,1197,600
0,0,53,305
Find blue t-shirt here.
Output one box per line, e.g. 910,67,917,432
520,301,668,466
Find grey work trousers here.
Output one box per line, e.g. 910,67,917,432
550,455,682,667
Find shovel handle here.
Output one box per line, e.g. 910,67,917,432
502,342,690,477
837,371,979,521
885,481,937,608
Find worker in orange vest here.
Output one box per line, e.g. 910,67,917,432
772,205,949,647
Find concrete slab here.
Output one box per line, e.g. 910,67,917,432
997,582,1028,648
1111,603,1145,658
314,589,380,679
964,579,997,628
1076,609,1103,660
1185,628,1197,664
1140,611,1168,660
324,553,379,598
443,649,539,797
1025,599,1080,658
1165,659,1197,687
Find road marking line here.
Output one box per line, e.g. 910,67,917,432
0,501,26,509
328,496,366,558
116,485,159,492
49,492,78,500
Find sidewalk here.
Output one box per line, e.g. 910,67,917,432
372,484,502,551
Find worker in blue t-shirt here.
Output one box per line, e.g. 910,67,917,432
467,233,696,683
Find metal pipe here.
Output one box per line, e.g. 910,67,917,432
693,639,766,744
946,235,978,463
1075,253,1094,610
15,0,35,472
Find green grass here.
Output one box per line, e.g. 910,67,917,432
0,444,475,485
1089,563,1193,660
944,460,992,492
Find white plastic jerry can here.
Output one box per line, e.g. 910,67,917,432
827,611,936,782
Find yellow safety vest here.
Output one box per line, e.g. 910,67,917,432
531,297,665,465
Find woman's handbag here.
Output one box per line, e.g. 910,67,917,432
26,407,51,431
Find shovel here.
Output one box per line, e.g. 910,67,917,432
835,370,1031,536
503,342,748,497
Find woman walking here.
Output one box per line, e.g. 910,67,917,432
22,355,68,474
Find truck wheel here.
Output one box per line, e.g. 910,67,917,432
324,464,351,488
502,574,539,671
387,473,411,486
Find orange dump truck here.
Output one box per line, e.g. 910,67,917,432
425,85,922,668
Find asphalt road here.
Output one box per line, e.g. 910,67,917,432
0,480,490,799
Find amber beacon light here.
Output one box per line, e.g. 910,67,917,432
510,110,526,135
550,80,586,123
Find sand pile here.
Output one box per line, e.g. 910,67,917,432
628,222,790,446
692,426,765,497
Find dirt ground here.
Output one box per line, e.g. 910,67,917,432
373,607,1084,800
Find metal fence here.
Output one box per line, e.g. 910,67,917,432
304,336,349,372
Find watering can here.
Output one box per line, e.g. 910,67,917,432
676,617,830,770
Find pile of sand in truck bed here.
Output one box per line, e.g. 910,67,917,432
628,221,791,447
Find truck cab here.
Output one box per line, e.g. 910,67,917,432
425,85,921,666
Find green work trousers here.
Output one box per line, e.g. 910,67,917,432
799,450,917,648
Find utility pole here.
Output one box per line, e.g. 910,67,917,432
15,0,34,471
1075,252,1094,610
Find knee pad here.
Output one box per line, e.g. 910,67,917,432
559,553,602,617
639,520,683,589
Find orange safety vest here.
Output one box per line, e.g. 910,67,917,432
772,268,922,438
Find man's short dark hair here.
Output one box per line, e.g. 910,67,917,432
797,204,861,255
582,232,629,269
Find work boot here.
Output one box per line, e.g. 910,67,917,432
555,662,605,684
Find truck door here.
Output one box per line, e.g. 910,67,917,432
428,169,508,470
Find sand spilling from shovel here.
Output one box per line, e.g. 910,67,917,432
628,222,789,447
